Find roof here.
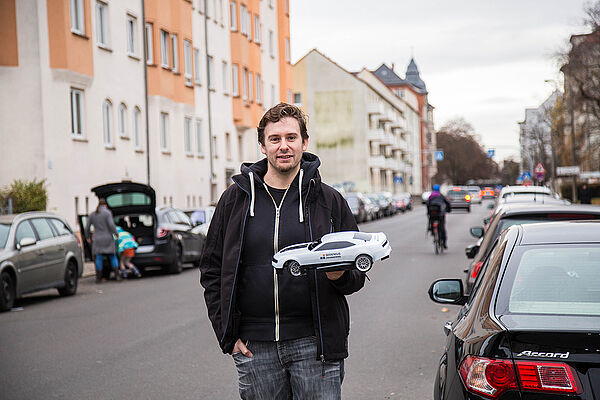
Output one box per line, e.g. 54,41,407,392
496,203,600,218
499,185,552,197
405,58,427,93
372,64,407,86
499,195,568,205
0,211,57,224
519,220,600,245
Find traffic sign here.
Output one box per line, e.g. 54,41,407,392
534,163,545,174
521,171,532,181
557,166,580,176
393,176,403,184
487,149,495,158
434,151,444,161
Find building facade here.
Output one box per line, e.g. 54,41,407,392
293,49,419,194
0,0,292,227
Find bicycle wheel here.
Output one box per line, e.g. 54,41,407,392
433,227,439,254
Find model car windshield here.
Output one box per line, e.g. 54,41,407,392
281,244,309,252
497,246,600,316
307,240,321,250
0,223,10,249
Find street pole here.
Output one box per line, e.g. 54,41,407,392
569,80,578,202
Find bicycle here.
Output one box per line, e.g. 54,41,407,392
427,204,443,255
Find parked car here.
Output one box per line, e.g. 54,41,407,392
374,192,395,216
362,196,378,221
429,221,600,400
480,187,495,199
0,212,83,311
447,187,471,212
79,182,203,275
344,192,369,223
421,191,432,204
464,203,600,293
393,192,413,212
184,206,216,239
272,231,391,276
498,184,553,199
366,194,384,219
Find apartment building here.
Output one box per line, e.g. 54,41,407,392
293,49,419,194
0,0,291,227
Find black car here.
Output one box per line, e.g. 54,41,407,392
464,203,600,293
344,192,369,223
79,182,203,275
429,221,600,400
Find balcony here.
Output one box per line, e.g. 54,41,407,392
385,157,399,171
379,109,393,122
368,128,386,142
368,155,386,169
367,102,384,115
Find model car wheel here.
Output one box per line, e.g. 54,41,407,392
287,260,302,277
58,260,78,297
0,270,16,312
355,254,373,272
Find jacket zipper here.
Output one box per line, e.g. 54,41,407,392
263,184,291,342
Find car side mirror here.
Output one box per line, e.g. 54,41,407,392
470,227,484,239
465,244,480,259
483,217,491,225
487,203,495,210
16,237,36,250
428,279,467,305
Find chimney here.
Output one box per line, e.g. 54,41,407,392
391,63,395,71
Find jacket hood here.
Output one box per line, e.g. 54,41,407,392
234,152,322,222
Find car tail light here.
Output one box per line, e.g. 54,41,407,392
516,361,581,394
465,195,471,201
459,356,517,398
157,227,170,238
471,261,483,279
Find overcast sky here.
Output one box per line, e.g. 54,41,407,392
290,0,591,162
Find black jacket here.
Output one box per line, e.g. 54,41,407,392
199,153,365,361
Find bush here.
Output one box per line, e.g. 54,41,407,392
0,179,48,213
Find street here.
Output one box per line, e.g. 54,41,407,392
0,202,490,400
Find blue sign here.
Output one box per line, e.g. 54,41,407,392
394,176,403,184
434,151,444,161
521,171,532,181
487,149,495,158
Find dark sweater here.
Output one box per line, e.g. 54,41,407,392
237,174,314,341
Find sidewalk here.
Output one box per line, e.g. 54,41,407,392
82,261,96,278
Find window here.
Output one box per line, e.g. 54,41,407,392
287,89,292,103
184,117,192,154
49,219,72,236
102,99,113,147
219,0,224,23
317,241,355,251
96,1,109,47
242,67,248,101
254,15,260,43
212,135,218,158
230,1,237,31
118,103,127,138
70,88,84,137
248,71,253,102
160,30,169,67
133,107,142,150
256,74,262,104
285,37,290,63
268,30,274,57
271,84,275,107
226,132,231,160
240,5,247,35
193,48,201,83
207,55,214,89
293,92,302,106
31,219,55,241
284,0,289,14
184,40,192,84
198,0,204,14
15,221,36,244
195,119,203,155
238,134,243,160
222,61,228,94
70,0,85,34
145,23,153,64
126,15,137,56
171,34,178,72
232,64,239,96
160,112,169,151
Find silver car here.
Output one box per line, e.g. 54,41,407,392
0,212,84,311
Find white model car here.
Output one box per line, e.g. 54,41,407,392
272,231,391,276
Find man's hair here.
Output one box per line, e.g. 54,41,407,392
257,103,308,145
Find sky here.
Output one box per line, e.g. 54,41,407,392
290,0,592,162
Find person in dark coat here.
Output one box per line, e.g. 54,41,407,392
199,103,365,400
86,198,119,282
578,184,592,204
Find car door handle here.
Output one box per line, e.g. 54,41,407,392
443,321,453,336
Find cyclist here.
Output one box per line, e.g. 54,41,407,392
426,184,452,249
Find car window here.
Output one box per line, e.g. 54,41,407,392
175,210,192,226
317,241,355,251
497,245,600,316
0,223,11,249
106,192,152,207
468,239,506,306
30,218,56,240
15,220,36,244
49,218,72,236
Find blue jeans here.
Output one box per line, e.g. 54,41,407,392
233,336,344,400
95,254,118,271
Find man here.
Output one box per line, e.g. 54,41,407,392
578,183,592,204
199,103,365,399
426,184,452,249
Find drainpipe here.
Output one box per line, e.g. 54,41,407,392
204,0,215,202
142,0,150,185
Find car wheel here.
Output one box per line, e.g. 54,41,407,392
355,254,373,272
167,244,183,274
287,260,302,277
0,270,16,312
58,260,78,297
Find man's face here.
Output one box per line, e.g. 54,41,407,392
261,117,308,175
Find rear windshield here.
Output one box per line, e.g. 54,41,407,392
106,192,152,208
0,223,10,249
497,214,600,235
497,245,600,316
502,191,549,198
449,191,467,197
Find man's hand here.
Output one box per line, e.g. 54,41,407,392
232,338,253,357
326,270,345,280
